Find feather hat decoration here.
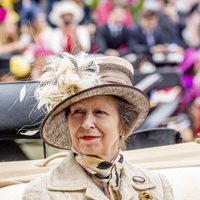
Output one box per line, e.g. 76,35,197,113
35,52,101,112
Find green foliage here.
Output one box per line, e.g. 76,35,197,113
129,0,144,21
85,0,99,9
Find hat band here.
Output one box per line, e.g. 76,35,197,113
100,70,133,86
98,64,133,81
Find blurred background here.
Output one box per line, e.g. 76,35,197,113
0,0,200,161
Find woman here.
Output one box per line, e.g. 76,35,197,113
23,52,174,199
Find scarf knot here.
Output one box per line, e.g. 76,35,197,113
72,148,123,199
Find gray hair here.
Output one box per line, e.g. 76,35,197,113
114,96,138,136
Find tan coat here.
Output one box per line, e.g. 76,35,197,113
23,152,174,200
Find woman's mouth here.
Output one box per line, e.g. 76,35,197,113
79,136,100,140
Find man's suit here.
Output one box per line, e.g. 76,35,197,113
94,24,134,56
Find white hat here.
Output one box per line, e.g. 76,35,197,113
49,1,84,26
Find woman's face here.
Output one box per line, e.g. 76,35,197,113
68,95,122,161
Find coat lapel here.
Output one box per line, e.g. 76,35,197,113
46,151,108,200
46,151,87,191
85,179,109,200
120,160,156,200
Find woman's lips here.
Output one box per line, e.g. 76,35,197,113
79,136,100,140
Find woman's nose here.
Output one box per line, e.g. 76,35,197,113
81,113,95,129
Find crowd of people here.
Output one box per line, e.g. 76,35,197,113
0,0,199,78
0,0,200,140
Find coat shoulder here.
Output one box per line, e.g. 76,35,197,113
22,175,49,200
124,161,174,199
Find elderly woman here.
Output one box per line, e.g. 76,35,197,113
23,52,174,200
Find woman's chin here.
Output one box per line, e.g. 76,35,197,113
78,145,101,157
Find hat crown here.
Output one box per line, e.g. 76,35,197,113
95,56,134,86
35,53,134,112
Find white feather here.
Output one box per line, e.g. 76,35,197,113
40,71,56,81
20,130,38,136
37,98,49,110
20,85,26,102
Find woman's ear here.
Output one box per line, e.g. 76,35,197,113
119,124,125,137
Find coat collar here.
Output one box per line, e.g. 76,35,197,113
46,151,156,200
47,151,109,200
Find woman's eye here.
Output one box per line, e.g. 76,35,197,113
95,110,107,115
74,109,84,114
71,109,84,116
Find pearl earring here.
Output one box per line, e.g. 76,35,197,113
121,135,125,141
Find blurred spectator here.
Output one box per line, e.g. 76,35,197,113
182,2,200,49
48,0,91,54
95,0,133,26
46,0,61,20
0,7,27,55
0,0,20,20
0,11,31,82
131,9,166,55
163,0,200,48
153,0,184,47
20,4,56,80
74,0,93,25
131,9,183,65
179,48,200,90
94,5,134,57
20,1,40,25
46,0,93,25
20,5,55,60
179,48,200,134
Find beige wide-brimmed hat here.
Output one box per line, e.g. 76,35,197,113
36,52,149,149
49,1,84,26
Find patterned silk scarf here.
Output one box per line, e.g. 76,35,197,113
72,147,124,200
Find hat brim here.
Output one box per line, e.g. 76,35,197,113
41,84,149,150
